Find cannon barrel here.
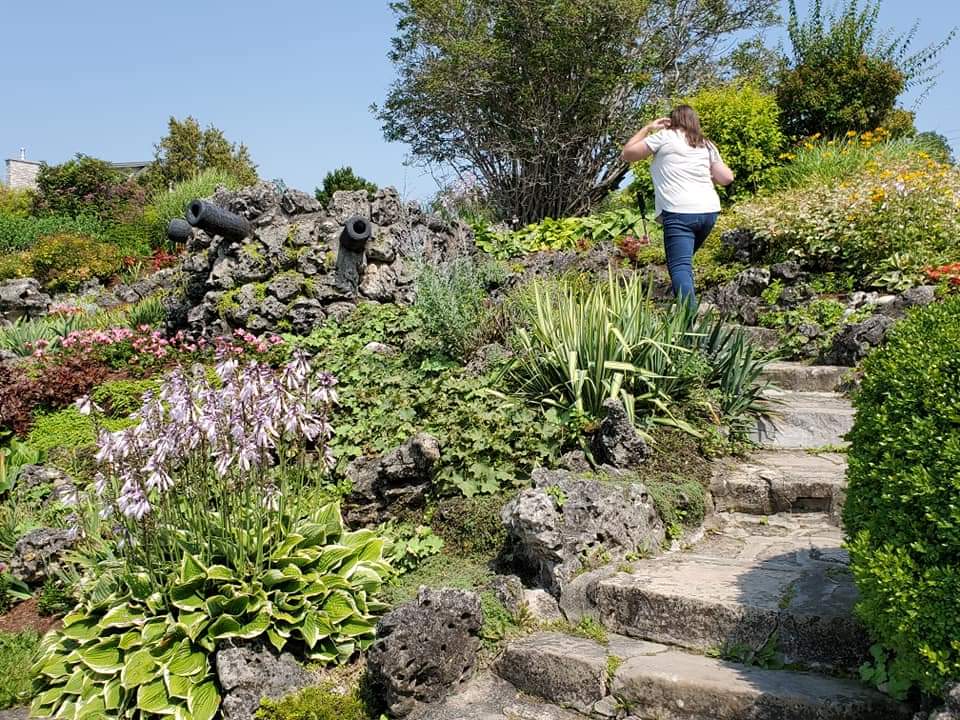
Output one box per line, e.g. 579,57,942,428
185,199,252,242
166,218,193,246
340,215,371,252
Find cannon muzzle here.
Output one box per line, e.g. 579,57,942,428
166,218,192,246
186,200,252,242
341,215,371,251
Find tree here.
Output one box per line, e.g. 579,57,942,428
146,116,258,189
314,167,378,206
34,154,146,223
376,0,777,223
777,0,955,138
916,131,955,164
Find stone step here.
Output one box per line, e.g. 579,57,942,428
418,672,588,720
752,391,854,450
496,632,909,720
593,549,868,670
710,450,847,516
614,647,911,720
760,361,850,393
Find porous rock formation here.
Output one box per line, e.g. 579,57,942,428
166,184,476,337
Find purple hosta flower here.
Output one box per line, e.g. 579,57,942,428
93,472,109,496
117,478,151,520
282,351,312,391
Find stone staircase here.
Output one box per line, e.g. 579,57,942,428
424,362,913,719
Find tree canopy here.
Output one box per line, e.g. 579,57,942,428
146,116,258,189
376,0,776,223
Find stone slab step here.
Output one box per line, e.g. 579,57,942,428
689,511,849,566
614,648,911,720
760,362,850,393
752,391,854,450
594,551,868,669
710,450,847,515
418,672,588,720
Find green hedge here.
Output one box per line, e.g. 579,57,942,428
844,295,960,694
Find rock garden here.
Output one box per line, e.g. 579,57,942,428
1,2,959,719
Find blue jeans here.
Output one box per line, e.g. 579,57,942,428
661,211,719,306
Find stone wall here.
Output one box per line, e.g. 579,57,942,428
5,159,41,189
167,182,476,337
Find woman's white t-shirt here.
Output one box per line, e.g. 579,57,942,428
644,129,722,218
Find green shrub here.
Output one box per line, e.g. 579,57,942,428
256,681,373,720
844,295,960,694
628,82,784,205
414,257,506,359
34,154,146,223
143,168,241,249
314,166,377,207
0,186,34,219
507,271,770,435
776,0,953,138
725,151,960,283
91,378,159,418
0,631,40,709
0,213,110,254
28,233,124,291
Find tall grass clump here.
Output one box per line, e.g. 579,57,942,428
506,271,770,435
414,256,506,359
0,214,111,254
143,169,242,249
765,130,925,191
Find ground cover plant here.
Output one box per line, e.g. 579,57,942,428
844,295,960,697
723,143,960,288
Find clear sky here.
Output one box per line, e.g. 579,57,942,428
3,1,958,202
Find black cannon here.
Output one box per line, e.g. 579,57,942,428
335,215,373,294
185,200,252,242
340,215,372,251
166,218,193,246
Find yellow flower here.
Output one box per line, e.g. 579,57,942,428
846,130,858,138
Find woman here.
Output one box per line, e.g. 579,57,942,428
621,105,734,306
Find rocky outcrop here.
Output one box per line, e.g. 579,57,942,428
821,313,894,366
591,399,650,469
166,183,476,337
501,468,665,596
343,433,441,527
914,684,960,720
17,464,79,507
215,641,313,720
0,278,50,321
367,587,483,718
9,527,77,586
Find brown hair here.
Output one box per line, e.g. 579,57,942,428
669,105,706,148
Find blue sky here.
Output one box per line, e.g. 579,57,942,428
3,1,958,201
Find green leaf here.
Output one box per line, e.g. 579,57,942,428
179,553,207,584
99,603,144,629
103,679,123,710
142,619,168,644
266,628,287,653
80,641,123,673
119,629,143,650
168,645,208,678
39,657,69,678
207,615,242,639
77,693,106,718
121,648,158,689
138,677,175,715
205,564,235,581
176,611,210,641
61,615,100,641
187,679,220,720
166,671,193,700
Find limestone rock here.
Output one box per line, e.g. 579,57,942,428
501,468,665,595
280,188,321,215
591,399,650,469
344,433,441,527
770,261,802,282
9,528,78,586
821,314,894,366
0,278,51,321
215,641,312,720
367,587,483,718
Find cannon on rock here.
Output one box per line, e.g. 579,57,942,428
185,200,252,242
166,218,193,246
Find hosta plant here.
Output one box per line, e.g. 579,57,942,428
31,504,391,719
31,353,394,718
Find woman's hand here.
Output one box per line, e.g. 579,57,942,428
647,117,671,132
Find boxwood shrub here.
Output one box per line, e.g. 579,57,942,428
844,295,960,694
